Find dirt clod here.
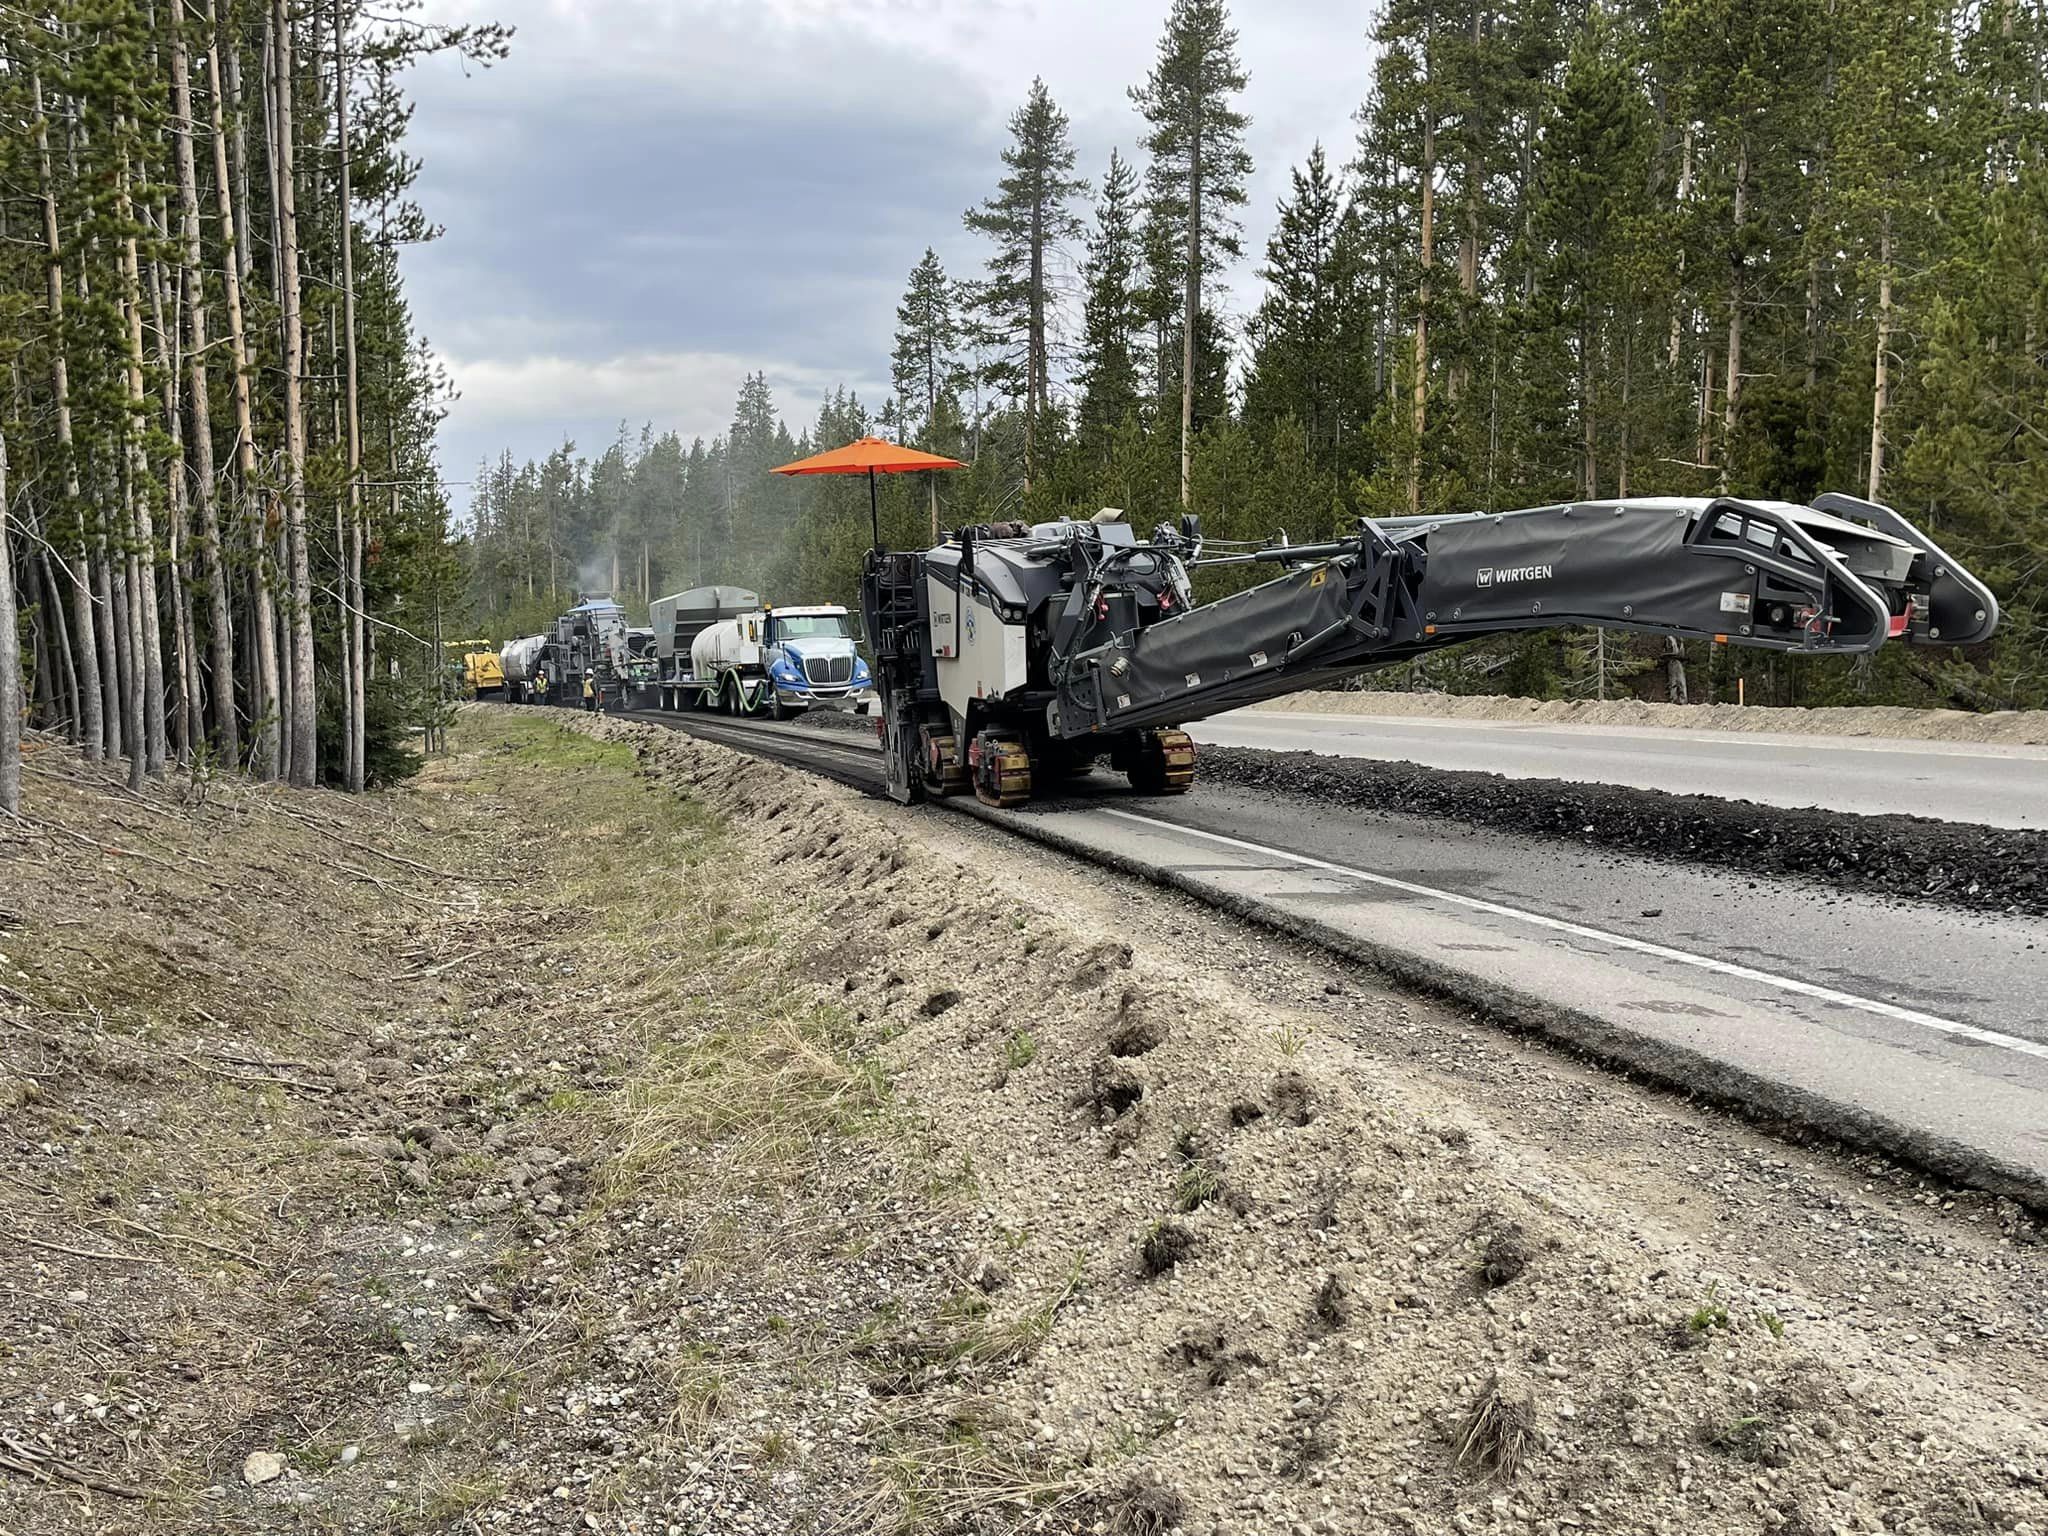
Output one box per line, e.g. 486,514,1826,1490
920,987,963,1017
1140,1220,1196,1277
1313,1266,1356,1329
1107,991,1170,1057
1080,1057,1144,1120
958,1251,1011,1294
1068,939,1134,988
1271,1070,1317,1125
1482,1220,1536,1288
1107,1474,1187,1536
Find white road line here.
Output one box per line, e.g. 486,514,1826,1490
1100,807,2048,1063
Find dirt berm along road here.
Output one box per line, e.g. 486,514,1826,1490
643,706,2048,1217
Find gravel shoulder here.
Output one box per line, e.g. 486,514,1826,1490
1255,689,2048,746
6,711,2045,1536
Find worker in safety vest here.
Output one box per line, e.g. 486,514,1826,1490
534,671,549,705
583,673,597,713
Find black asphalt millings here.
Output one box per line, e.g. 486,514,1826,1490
1197,746,2048,919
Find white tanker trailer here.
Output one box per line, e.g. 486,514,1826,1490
650,586,873,720
499,634,549,703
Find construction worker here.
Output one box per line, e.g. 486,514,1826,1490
534,670,549,706
583,673,597,713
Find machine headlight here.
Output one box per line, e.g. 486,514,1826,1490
853,658,871,684
771,657,803,683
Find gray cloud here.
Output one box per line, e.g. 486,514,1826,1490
404,0,1377,482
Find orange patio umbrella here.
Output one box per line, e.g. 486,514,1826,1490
771,435,965,553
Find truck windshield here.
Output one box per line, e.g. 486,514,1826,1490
773,615,850,640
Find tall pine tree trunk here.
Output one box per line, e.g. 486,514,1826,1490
1720,141,1748,491
208,0,277,776
173,12,239,765
341,9,367,792
147,220,200,765
1868,210,1892,501
117,143,167,779
0,432,17,816
1617,327,1632,497
1410,107,1436,515
1668,125,1693,370
273,0,317,787
1580,308,1597,499
1180,114,1200,510
1026,195,1044,488
32,67,103,763
41,552,81,743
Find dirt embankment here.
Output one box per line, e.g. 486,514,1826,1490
1197,746,2048,918
1257,689,2048,746
5,712,2046,1536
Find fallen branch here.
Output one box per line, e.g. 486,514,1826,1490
0,1436,147,1501
400,947,485,980
185,1056,333,1097
27,818,183,874
3,1229,162,1265
104,1215,267,1271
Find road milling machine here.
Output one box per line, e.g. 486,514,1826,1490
859,493,2000,807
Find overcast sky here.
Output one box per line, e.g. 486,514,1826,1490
404,0,1378,488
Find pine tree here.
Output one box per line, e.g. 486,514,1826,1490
1131,0,1252,508
1243,143,1349,467
1075,149,1146,448
1531,18,1646,499
890,249,964,539
963,78,1088,486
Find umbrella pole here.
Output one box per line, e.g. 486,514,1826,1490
868,467,881,554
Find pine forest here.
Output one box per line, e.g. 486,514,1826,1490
0,1,505,813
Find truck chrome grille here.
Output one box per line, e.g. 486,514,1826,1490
804,655,854,685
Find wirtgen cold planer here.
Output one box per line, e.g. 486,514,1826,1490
860,493,1999,807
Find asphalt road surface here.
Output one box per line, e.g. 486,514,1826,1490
1184,709,2048,829
623,708,2048,1203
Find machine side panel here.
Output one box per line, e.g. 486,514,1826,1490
935,585,1026,721
1418,507,1734,634
926,574,958,659
1097,562,1361,726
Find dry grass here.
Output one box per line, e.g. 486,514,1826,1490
1453,1374,1536,1481
847,1396,1084,1535
606,1009,890,1199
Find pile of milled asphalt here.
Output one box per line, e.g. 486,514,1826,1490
1198,746,2048,918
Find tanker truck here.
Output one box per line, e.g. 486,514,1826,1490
650,585,874,719
499,633,549,703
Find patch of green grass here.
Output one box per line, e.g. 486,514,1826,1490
1688,1286,1731,1334
1004,1030,1038,1069
1174,1160,1220,1214
1759,1310,1784,1338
